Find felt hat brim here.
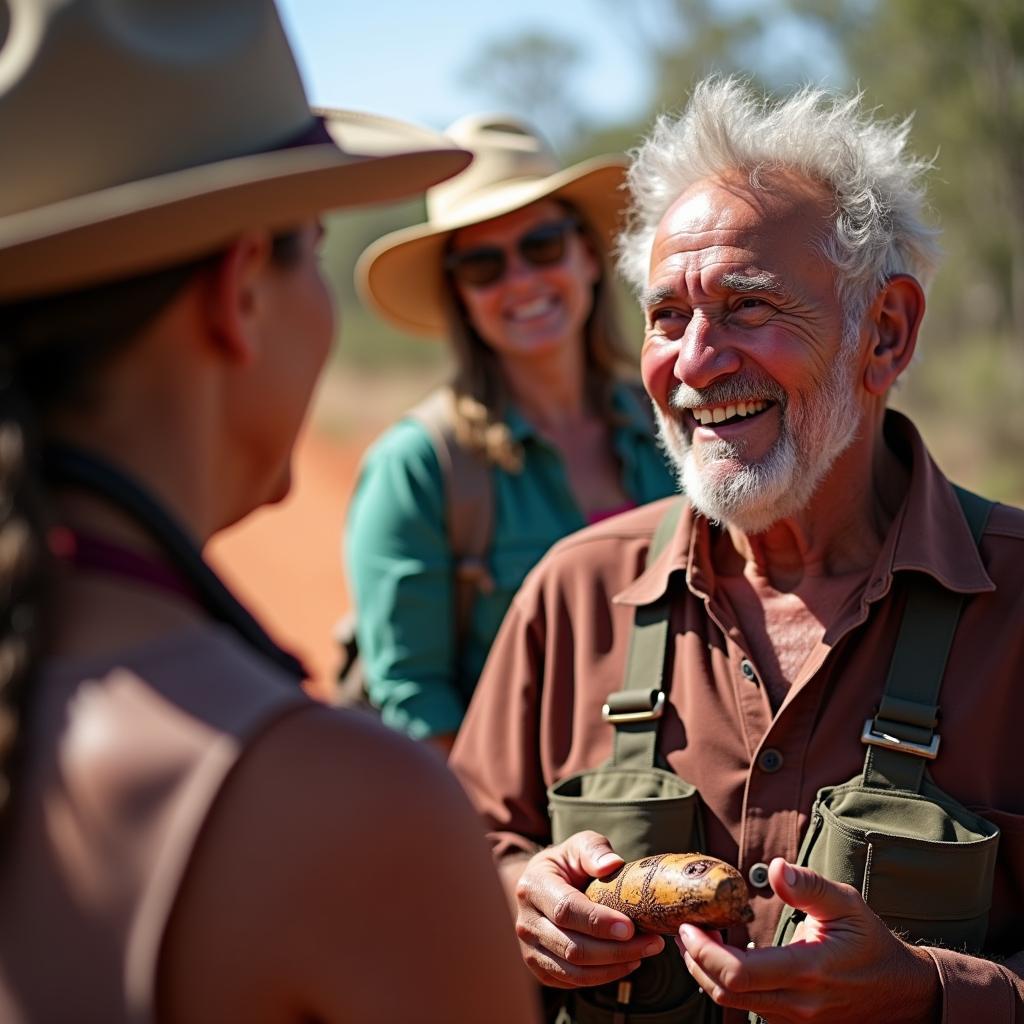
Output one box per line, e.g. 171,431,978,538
356,156,627,338
0,111,471,302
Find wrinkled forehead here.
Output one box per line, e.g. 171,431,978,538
655,172,832,248
648,172,835,283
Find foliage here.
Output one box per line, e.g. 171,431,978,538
789,0,1024,347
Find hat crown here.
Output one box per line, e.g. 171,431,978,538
0,0,313,218
426,114,562,227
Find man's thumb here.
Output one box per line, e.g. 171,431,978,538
569,830,625,879
768,857,864,922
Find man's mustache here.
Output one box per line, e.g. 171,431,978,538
669,373,786,411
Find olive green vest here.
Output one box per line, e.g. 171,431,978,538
548,488,998,1024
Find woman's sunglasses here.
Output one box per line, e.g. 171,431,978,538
444,217,581,288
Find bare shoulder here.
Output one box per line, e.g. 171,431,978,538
159,704,539,1023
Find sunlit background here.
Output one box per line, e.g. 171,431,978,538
211,1,1024,695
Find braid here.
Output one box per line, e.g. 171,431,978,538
0,387,53,819
0,256,213,827
0,228,303,831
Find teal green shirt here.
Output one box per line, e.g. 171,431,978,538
343,383,677,739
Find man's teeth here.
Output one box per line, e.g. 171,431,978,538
508,297,557,321
694,400,768,426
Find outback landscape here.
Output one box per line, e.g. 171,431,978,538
207,366,444,701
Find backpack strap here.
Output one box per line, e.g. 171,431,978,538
407,387,495,646
605,497,686,769
861,485,993,791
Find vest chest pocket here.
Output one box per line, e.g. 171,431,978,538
543,500,719,1022
547,767,715,1023
548,766,704,863
775,775,1000,952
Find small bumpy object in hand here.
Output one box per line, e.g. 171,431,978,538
585,853,754,935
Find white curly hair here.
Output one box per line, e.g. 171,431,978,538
617,77,942,338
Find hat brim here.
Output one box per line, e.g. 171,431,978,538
0,113,471,301
356,156,627,338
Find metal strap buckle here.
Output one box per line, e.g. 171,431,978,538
602,691,665,724
860,718,940,760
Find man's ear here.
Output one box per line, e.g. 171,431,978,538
201,231,274,365
862,273,925,395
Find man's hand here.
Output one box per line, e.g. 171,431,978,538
513,830,665,989
675,858,941,1023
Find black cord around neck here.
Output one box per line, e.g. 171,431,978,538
43,443,307,684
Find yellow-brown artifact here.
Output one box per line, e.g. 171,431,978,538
585,853,753,934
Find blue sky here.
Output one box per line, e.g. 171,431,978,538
277,1,655,133
277,2,845,147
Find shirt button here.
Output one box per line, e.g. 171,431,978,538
748,862,771,889
758,748,784,773
740,659,758,682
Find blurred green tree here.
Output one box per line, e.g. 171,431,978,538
789,0,1024,348
782,0,1024,498
593,0,766,115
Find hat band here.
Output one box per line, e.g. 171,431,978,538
272,116,336,151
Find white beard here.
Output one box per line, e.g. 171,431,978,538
655,349,861,533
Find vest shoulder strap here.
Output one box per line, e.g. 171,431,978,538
607,497,686,769
862,484,994,790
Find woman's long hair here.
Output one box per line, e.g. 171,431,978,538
0,231,302,831
443,205,636,471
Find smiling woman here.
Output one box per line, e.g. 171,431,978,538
343,114,677,753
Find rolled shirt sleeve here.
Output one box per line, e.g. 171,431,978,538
345,419,466,739
924,947,1024,1021
451,594,553,861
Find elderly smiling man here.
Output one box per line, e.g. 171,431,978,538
450,78,1024,1024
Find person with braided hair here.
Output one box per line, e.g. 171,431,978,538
0,3,540,1022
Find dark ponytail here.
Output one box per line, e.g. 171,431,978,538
0,228,303,830
0,385,52,817
0,257,213,829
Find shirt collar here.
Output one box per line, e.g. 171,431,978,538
613,499,699,607
866,410,993,600
614,410,994,609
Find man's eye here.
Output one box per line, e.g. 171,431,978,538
649,308,687,325
730,297,776,322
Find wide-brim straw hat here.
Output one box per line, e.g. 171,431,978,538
356,114,628,337
0,0,472,302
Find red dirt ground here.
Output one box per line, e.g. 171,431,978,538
205,368,440,702
206,424,369,701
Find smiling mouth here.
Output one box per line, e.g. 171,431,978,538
505,296,559,322
691,400,772,427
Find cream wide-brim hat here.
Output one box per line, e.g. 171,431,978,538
0,0,471,302
356,114,628,337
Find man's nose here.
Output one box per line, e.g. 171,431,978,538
673,313,741,389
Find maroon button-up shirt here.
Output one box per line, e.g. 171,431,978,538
451,413,1024,1021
